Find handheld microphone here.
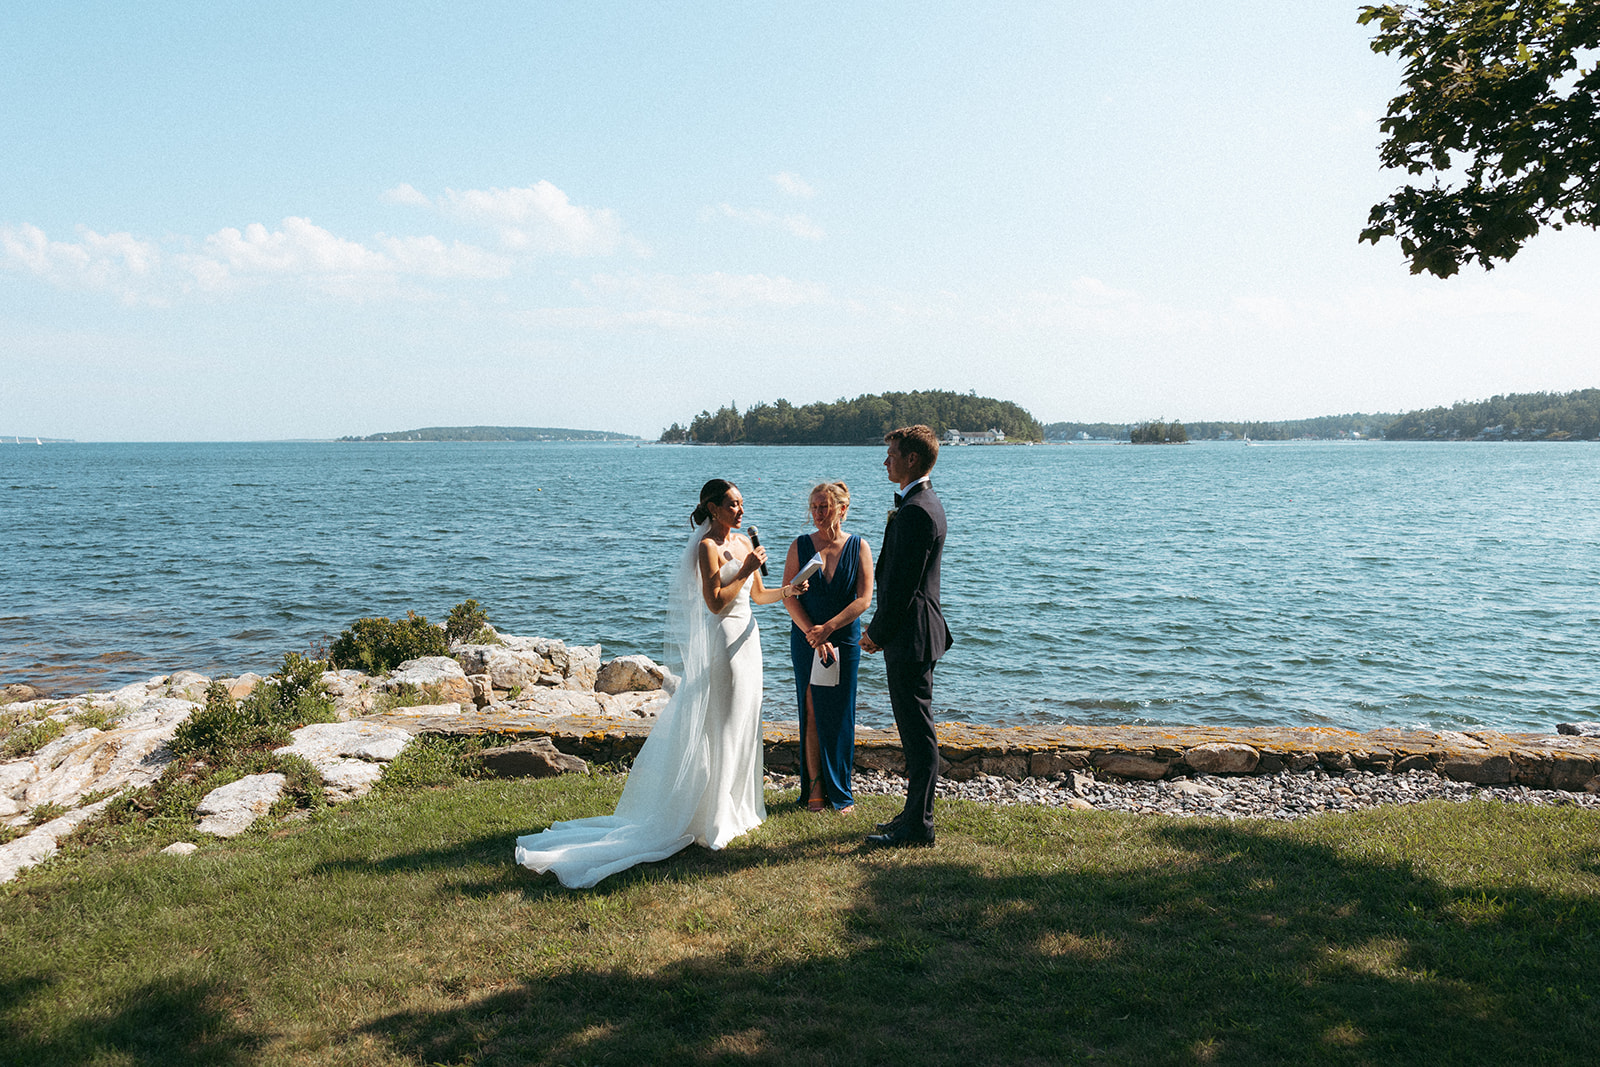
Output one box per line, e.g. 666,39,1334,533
746,525,770,576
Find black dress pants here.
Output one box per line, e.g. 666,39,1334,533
885,654,938,834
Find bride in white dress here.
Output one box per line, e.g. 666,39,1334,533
515,479,805,888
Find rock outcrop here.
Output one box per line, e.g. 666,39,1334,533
196,773,287,837
595,655,667,695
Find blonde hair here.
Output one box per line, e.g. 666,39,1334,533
809,481,850,520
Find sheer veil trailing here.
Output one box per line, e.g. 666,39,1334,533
514,521,741,888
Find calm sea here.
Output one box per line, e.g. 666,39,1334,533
3,440,1597,734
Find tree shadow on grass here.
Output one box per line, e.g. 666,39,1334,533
1,972,264,1067
359,814,1600,1066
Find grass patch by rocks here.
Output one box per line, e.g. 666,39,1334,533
3,778,1597,1065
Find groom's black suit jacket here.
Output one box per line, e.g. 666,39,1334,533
866,480,952,663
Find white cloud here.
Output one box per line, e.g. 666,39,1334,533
703,203,824,240
4,216,512,302
771,172,816,199
381,182,433,207
1,223,165,304
201,217,390,275
376,234,512,278
441,181,624,255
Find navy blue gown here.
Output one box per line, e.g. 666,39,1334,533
788,532,864,809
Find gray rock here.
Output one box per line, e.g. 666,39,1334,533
2,683,42,704
383,657,474,706
468,673,493,707
274,721,413,767
595,655,667,694
454,645,546,690
161,841,199,856
1185,742,1260,774
0,798,115,883
196,773,286,837
20,697,194,809
1438,754,1514,785
226,672,264,700
165,670,211,701
477,738,589,778
318,759,386,799
1558,722,1600,738
595,690,670,718
274,721,414,801
1169,778,1225,798
510,689,607,717
1093,753,1171,780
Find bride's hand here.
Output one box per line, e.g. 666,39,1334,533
739,545,767,578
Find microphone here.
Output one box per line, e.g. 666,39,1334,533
746,525,770,576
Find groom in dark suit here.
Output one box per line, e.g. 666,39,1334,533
861,424,952,848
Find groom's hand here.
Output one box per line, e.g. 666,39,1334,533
861,634,880,654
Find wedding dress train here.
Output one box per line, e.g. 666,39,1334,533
514,537,766,888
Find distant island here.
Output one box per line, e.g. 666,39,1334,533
1381,388,1600,441
1050,389,1600,443
1050,413,1395,443
659,390,1044,444
340,426,640,443
2,435,74,444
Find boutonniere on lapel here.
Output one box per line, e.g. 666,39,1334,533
886,505,899,525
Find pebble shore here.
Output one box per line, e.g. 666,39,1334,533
772,767,1600,820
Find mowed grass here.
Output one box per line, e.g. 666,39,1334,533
3,776,1598,1066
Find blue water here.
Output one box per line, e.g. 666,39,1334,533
2,440,1597,733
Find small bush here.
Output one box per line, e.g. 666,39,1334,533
171,655,336,761
275,752,325,811
71,705,112,730
370,682,447,715
0,824,19,845
445,599,490,644
28,802,70,826
375,735,486,793
329,612,448,674
2,717,65,759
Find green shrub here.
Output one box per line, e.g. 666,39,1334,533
370,681,447,714
2,717,65,759
445,599,490,643
329,612,448,673
272,753,326,814
375,735,486,793
171,655,336,761
28,802,70,826
0,824,19,846
71,705,112,730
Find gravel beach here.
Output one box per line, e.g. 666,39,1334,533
771,767,1600,820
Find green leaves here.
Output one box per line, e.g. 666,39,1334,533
1360,0,1600,275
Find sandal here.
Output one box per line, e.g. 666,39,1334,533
807,793,825,813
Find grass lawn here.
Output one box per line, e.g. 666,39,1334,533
3,774,1597,1065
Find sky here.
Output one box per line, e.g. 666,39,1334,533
3,2,1598,441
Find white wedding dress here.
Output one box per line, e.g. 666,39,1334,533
514,527,767,888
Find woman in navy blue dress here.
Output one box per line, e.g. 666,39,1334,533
782,482,874,812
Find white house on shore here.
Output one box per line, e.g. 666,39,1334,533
944,427,1006,445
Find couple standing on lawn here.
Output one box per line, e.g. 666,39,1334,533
515,424,953,888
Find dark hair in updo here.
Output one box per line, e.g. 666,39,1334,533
691,478,737,526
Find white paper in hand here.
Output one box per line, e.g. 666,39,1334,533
793,552,824,587
810,648,840,687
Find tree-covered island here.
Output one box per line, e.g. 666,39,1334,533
659,390,1045,444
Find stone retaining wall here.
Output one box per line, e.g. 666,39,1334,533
365,709,1600,792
